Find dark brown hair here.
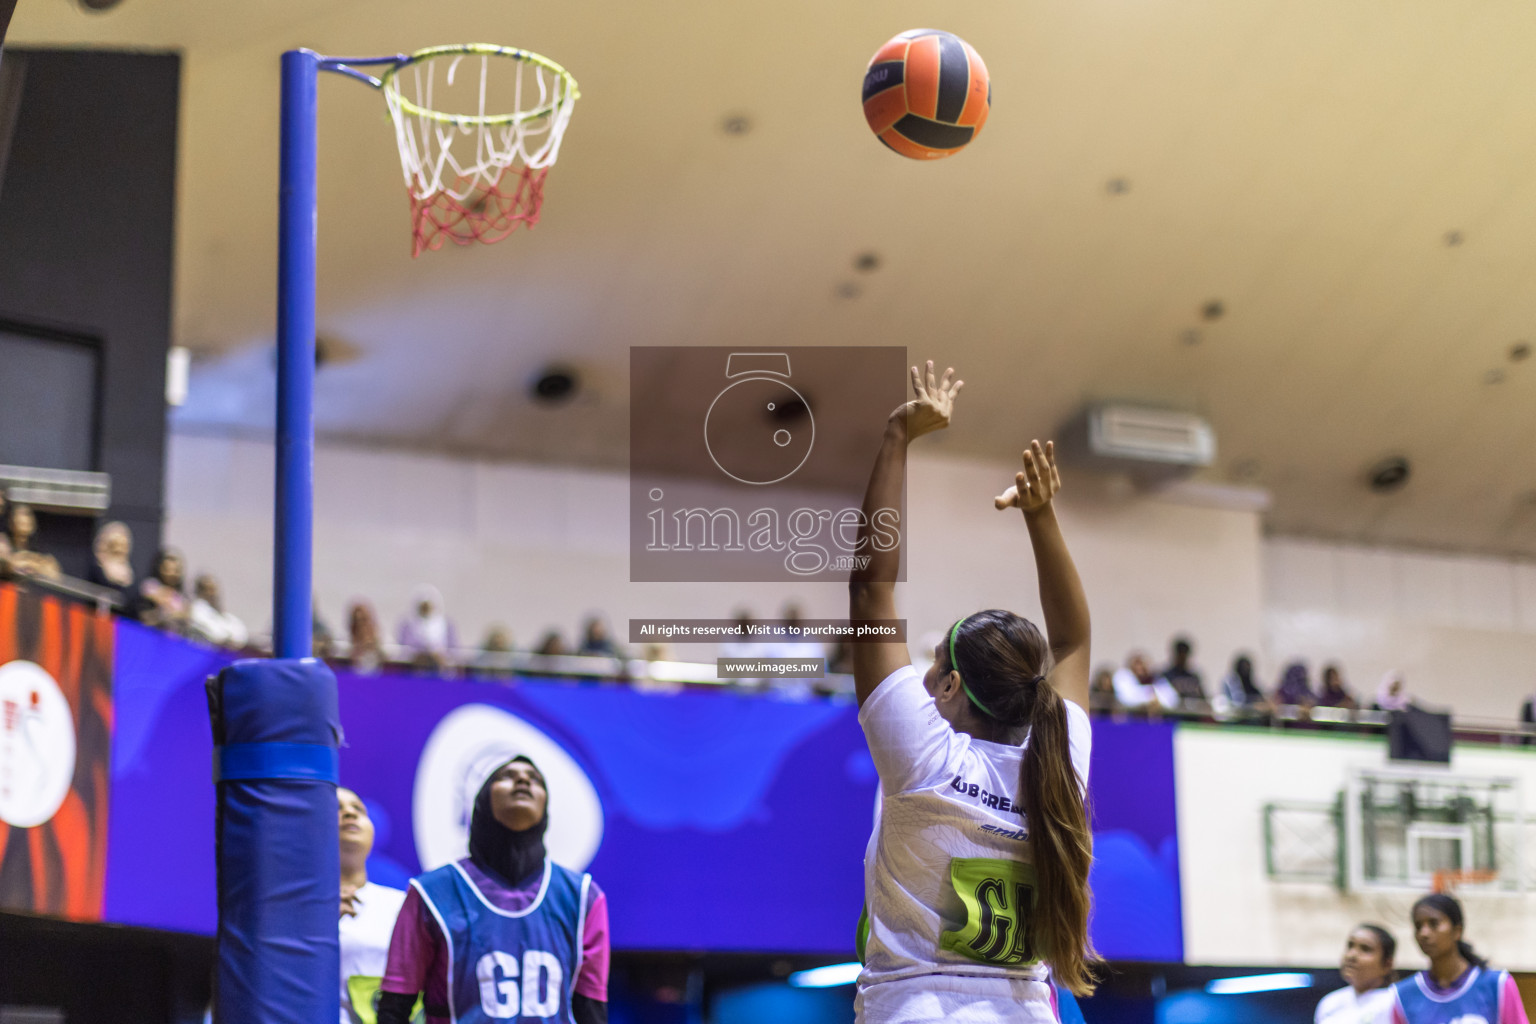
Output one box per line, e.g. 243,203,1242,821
943,609,1100,995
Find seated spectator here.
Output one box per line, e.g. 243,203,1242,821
0,491,9,561
130,548,191,632
87,520,135,601
1157,636,1207,707
313,598,337,659
1521,691,1534,746
534,630,568,657
1314,664,1357,710
1373,671,1413,712
578,616,620,658
189,574,249,649
1089,665,1121,714
396,585,457,671
346,601,384,674
1112,652,1178,711
472,626,515,677
3,500,62,580
1217,654,1271,715
1274,661,1316,708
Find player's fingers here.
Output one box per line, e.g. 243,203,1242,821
1023,450,1041,486
950,379,964,399
925,360,937,393
910,365,922,395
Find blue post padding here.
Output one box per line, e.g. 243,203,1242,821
211,657,340,1024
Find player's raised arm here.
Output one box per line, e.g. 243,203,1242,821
994,440,1090,711
849,361,963,705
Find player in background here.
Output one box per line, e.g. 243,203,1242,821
849,361,1097,1023
1314,925,1396,1024
377,757,610,1024
338,788,408,1024
1390,893,1528,1024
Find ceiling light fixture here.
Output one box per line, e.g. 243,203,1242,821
531,365,579,403
1368,456,1411,493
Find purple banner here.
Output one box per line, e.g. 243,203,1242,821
103,622,1182,959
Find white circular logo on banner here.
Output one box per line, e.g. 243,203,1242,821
413,703,604,873
0,660,77,828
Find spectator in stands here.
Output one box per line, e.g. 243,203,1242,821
1521,691,1534,746
1112,651,1178,711
1315,664,1358,710
578,616,620,658
1157,636,1207,706
0,491,8,562
1275,661,1317,708
472,626,515,677
2,500,62,580
130,548,191,632
1374,671,1413,712
1218,653,1270,714
346,601,384,674
1089,665,1120,714
534,630,568,657
189,574,248,649
86,520,135,601
314,598,338,659
397,585,457,671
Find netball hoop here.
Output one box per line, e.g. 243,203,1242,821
211,45,578,1024
324,44,580,255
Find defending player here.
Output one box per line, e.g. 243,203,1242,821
377,757,610,1024
1390,893,1528,1024
1314,925,1395,1024
849,362,1097,1023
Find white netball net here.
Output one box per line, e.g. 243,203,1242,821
381,46,578,255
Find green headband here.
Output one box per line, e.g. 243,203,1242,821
948,616,995,718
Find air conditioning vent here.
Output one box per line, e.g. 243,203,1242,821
0,465,112,515
1089,406,1216,467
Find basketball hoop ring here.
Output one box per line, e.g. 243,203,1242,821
323,44,580,255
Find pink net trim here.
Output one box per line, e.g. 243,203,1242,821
407,163,550,257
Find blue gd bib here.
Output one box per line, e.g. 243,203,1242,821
414,860,589,1024
1393,967,1506,1024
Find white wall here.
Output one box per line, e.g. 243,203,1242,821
163,433,1264,672
1264,537,1536,721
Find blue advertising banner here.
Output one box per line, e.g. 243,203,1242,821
102,622,1182,960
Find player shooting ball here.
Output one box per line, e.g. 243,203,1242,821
849,361,1098,1024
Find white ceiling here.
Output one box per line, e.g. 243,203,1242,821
12,0,1536,555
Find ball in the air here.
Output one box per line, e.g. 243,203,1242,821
862,29,990,160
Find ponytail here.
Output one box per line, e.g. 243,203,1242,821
1457,940,1488,970
1020,678,1099,995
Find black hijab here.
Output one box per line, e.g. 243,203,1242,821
468,755,549,887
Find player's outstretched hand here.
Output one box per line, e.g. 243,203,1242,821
994,439,1061,513
895,360,964,441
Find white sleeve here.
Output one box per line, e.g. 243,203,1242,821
858,664,966,795
1064,698,1092,795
